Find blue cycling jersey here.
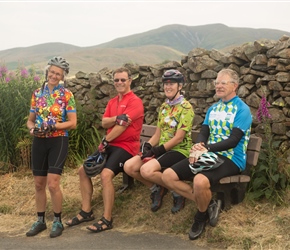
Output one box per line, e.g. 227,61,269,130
203,96,252,170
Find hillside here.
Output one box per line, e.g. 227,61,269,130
1,23,289,76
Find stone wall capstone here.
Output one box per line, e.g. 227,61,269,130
66,36,290,154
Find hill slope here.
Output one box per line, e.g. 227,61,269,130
1,23,289,75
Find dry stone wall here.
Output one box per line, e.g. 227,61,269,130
67,35,290,153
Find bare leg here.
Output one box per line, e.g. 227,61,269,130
162,168,195,201
34,176,47,212
47,173,62,213
140,159,167,188
192,174,212,212
87,168,115,230
66,166,93,224
124,156,154,188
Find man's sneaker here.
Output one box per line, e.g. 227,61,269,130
150,186,168,212
26,221,47,237
171,194,185,214
188,211,208,240
50,221,64,238
207,199,221,227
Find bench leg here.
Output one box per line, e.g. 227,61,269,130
117,172,134,194
212,183,249,211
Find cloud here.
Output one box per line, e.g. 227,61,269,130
0,1,290,51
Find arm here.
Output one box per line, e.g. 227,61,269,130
105,124,127,142
192,126,244,153
205,127,244,152
102,116,117,129
55,112,77,130
147,127,161,147
27,112,36,133
162,129,186,150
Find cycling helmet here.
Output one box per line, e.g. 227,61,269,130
162,69,185,84
83,150,107,177
189,152,224,174
47,56,70,74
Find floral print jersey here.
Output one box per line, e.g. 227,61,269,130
157,99,194,157
30,84,76,138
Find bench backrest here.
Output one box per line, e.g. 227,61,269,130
140,124,262,167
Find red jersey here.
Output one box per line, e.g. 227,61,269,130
103,91,144,156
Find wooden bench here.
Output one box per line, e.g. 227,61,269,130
120,124,262,211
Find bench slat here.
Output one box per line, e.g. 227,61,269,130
141,125,156,137
219,175,251,184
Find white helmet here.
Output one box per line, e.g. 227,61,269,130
189,152,224,174
47,56,70,74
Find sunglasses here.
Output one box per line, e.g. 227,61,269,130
114,78,129,83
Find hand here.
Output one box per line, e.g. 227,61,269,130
33,124,56,137
98,137,109,152
140,142,152,155
41,123,56,133
116,114,131,126
189,143,208,164
33,127,46,137
141,145,166,162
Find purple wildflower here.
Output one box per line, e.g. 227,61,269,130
5,77,11,83
33,75,40,82
0,66,8,74
256,96,271,122
21,68,29,78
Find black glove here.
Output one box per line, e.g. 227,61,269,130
141,145,166,161
33,124,56,137
116,114,129,126
140,142,152,155
98,137,109,152
41,123,56,133
33,127,46,137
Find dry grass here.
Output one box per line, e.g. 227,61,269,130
1,168,290,249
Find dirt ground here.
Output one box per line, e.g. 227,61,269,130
1,167,290,250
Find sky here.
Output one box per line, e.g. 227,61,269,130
1,1,290,51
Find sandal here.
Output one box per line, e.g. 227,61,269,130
86,216,113,233
65,210,95,227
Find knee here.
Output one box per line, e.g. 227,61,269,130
124,157,141,176
193,174,210,191
100,169,114,185
162,169,176,188
47,181,59,194
34,180,46,192
123,161,133,175
140,165,151,179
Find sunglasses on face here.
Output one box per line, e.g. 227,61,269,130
114,78,129,83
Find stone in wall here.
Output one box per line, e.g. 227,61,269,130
67,36,290,153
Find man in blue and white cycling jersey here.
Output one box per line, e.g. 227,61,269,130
162,68,252,240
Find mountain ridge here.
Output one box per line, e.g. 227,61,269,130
1,23,289,76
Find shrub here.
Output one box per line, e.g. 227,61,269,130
248,96,290,205
0,65,101,172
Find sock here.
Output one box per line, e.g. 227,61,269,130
37,212,45,223
195,210,208,221
150,184,159,193
53,212,62,223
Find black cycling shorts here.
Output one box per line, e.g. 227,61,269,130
104,146,133,176
170,154,240,186
157,150,186,171
31,136,69,176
